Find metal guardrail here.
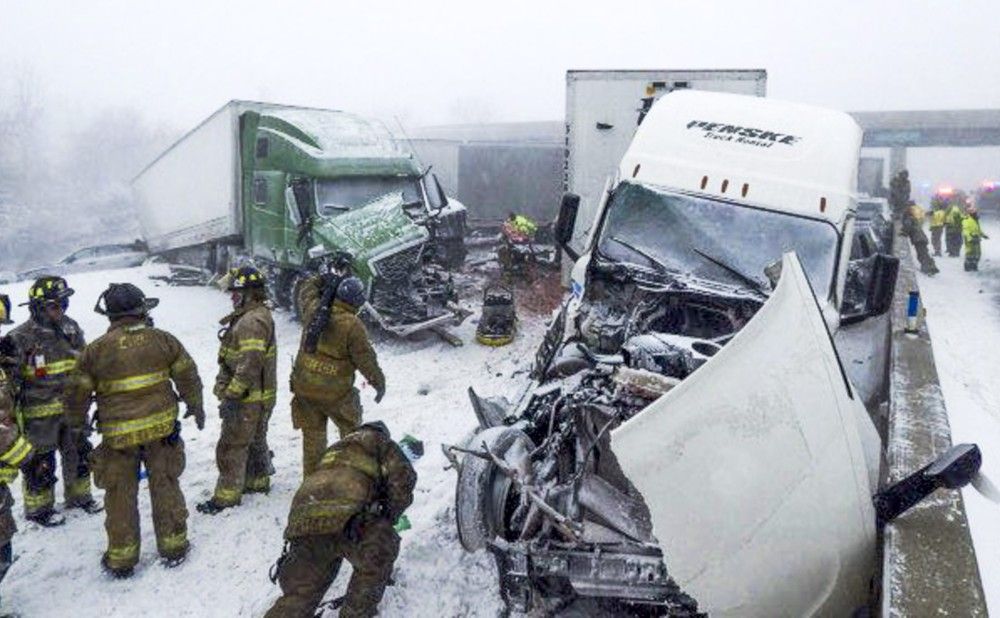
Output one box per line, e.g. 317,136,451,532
880,231,987,616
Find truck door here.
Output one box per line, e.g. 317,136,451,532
247,171,288,263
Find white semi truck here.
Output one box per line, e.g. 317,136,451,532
451,90,911,615
564,69,767,256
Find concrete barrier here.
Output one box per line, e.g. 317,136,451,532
880,235,987,616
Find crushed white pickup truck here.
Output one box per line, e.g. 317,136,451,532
448,91,911,615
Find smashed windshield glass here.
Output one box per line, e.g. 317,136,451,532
316,176,422,216
597,181,840,297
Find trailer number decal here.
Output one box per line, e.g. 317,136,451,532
686,120,801,148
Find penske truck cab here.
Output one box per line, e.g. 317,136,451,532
557,89,898,334
449,91,902,616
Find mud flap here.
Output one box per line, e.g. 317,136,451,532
612,253,880,617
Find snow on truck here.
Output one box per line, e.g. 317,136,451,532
449,90,907,615
132,100,468,336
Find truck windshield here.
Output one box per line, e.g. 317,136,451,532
316,176,422,216
596,182,840,298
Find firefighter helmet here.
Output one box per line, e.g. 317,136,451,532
226,266,266,291
0,294,13,325
25,276,74,308
94,283,159,319
335,277,366,308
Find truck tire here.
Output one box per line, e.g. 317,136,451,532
455,426,534,552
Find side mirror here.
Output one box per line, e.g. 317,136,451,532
865,253,899,316
841,253,899,325
873,443,981,525
555,193,581,261
432,173,449,210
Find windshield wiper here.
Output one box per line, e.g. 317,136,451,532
608,236,672,275
691,246,770,297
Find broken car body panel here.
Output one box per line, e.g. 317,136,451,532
612,253,880,617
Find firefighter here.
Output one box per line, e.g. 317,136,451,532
903,201,938,275
945,200,965,257
197,266,277,515
0,294,35,605
889,170,911,219
962,206,988,272
7,276,99,526
265,421,416,618
291,276,385,478
72,283,204,577
930,203,946,256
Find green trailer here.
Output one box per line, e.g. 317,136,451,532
133,100,467,336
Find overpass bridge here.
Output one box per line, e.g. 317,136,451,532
851,109,1000,174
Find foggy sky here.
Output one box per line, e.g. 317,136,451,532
2,0,999,189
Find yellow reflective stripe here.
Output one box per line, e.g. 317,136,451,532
171,357,194,374
318,450,380,479
97,369,169,395
23,486,54,509
213,487,242,505
101,408,176,437
241,388,276,404
106,542,139,564
245,476,270,491
20,401,64,419
22,359,78,379
67,477,92,499
0,436,32,466
237,339,266,352
159,531,188,553
0,467,17,484
46,359,77,375
266,346,276,359
295,500,359,519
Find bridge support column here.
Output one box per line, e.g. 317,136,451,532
890,146,908,175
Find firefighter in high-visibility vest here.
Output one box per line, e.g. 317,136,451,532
929,204,946,256
962,206,989,271
198,266,277,515
6,276,99,526
903,201,938,275
0,294,35,607
72,283,204,578
945,201,965,257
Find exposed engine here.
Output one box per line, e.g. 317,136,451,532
453,270,763,615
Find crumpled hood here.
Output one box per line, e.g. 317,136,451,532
611,252,880,617
312,192,428,263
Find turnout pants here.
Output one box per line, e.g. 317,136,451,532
266,518,400,618
965,239,982,271
291,389,362,477
89,435,188,570
946,227,963,256
22,420,94,516
212,402,274,505
931,226,943,255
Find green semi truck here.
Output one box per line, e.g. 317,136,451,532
132,100,468,336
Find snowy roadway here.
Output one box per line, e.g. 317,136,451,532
917,219,1000,615
0,265,544,616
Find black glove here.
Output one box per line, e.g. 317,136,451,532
374,385,385,404
219,398,240,421
184,405,206,431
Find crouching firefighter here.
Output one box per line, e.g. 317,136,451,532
72,283,205,577
265,421,416,618
198,266,277,515
0,294,36,604
7,276,99,526
291,275,385,477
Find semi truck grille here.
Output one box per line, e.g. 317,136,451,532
373,245,422,283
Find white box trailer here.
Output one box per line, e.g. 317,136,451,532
133,101,249,254
565,69,767,255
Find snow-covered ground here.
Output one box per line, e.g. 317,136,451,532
918,219,1000,614
0,264,547,616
